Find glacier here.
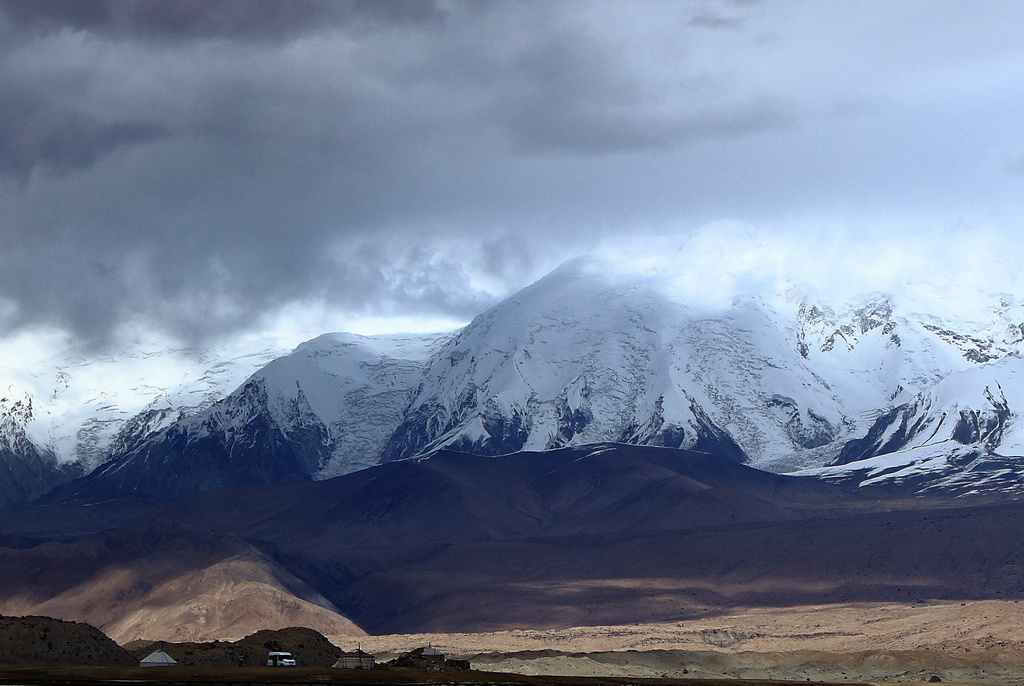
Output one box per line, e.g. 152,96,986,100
12,258,1024,504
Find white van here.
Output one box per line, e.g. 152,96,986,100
267,651,296,667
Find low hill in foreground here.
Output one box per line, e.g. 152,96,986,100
0,616,134,666
0,618,353,669
125,626,350,667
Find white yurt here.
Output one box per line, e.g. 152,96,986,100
140,649,177,667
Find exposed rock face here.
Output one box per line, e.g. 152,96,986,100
20,261,1024,503
951,386,1011,449
42,379,334,503
0,395,83,508
831,402,932,467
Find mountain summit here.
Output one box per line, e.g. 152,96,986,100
21,260,1024,505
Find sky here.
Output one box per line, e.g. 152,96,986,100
4,0,1024,363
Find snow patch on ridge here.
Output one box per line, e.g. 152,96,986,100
12,257,1024,500
0,339,290,470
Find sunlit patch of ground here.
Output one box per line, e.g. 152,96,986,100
346,599,1024,685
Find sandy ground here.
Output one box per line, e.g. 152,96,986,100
342,600,1024,685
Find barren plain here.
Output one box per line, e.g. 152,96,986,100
353,600,1024,685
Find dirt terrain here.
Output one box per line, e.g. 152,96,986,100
0,663,875,686
1,611,1021,684
351,600,1024,685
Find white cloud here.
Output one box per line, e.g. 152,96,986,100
592,216,1024,320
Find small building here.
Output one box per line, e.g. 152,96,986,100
139,650,177,667
412,645,445,661
388,645,469,672
332,649,375,669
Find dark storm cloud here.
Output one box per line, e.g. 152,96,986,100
0,0,457,346
0,85,166,184
1,1,1024,351
0,0,445,42
0,0,732,347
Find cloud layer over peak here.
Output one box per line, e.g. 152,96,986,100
1,1,1023,354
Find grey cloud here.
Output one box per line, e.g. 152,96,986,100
133,240,498,346
0,0,446,42
689,12,745,30
359,244,499,317
0,0,799,347
0,239,125,343
479,235,539,287
1,1,1022,352
446,9,793,155
503,92,796,155
0,89,167,183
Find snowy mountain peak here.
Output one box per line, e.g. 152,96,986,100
16,261,1024,505
796,294,901,359
0,391,38,454
0,390,82,507
0,389,34,425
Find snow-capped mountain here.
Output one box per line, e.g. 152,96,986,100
27,259,1024,503
792,295,1024,495
43,333,440,502
0,341,289,507
0,392,82,506
802,358,1024,496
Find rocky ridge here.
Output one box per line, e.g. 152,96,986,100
11,261,1024,504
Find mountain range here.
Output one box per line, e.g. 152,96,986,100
3,442,1024,640
4,256,1024,640
5,260,1024,508
3,258,1020,507
1,338,287,507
